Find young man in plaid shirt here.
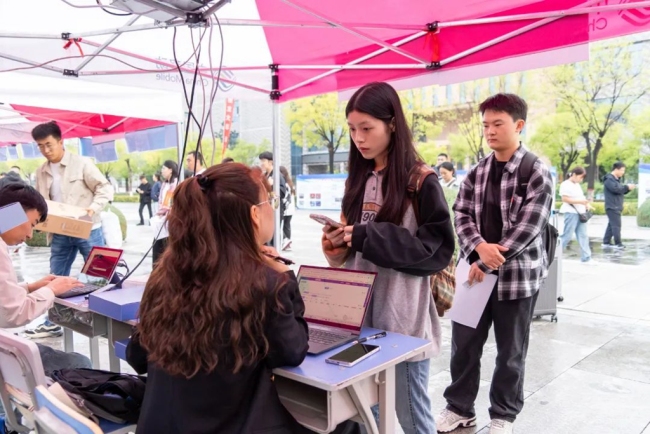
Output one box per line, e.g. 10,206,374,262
435,94,554,434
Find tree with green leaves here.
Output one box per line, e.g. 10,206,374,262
545,40,650,192
529,111,585,179
399,88,441,143
444,103,486,165
286,93,347,174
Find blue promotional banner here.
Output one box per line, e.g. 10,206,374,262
79,138,94,158
20,143,40,159
93,141,118,163
7,146,18,160
296,174,347,210
0,147,7,162
125,124,178,153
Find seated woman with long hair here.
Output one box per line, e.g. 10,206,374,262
126,163,310,434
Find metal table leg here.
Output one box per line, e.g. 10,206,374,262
90,337,101,369
63,327,74,353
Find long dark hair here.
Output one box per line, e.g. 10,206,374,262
162,160,179,183
279,166,295,196
137,163,283,378
342,82,420,225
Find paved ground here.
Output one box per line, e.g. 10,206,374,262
10,204,650,434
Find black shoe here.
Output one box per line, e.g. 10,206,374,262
137,222,144,226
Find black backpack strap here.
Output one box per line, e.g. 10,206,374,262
516,151,538,199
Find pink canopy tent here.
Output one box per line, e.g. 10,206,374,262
0,104,172,146
1,0,650,101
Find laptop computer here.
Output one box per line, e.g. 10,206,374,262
297,265,376,355
58,246,124,299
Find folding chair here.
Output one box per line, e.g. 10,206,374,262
33,385,102,434
0,329,47,433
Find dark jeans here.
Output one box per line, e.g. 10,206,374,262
0,345,91,419
444,284,539,423
282,215,292,240
603,209,623,246
139,202,152,224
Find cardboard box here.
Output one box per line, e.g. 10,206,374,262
35,200,93,239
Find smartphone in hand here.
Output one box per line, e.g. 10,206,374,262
310,213,343,229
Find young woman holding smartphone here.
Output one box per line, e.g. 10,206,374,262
322,82,455,434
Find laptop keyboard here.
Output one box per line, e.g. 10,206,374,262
59,283,101,299
309,328,349,345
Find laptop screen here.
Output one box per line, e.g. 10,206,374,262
297,266,376,332
78,246,123,287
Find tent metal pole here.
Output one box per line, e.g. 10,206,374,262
75,16,141,73
272,101,282,249
75,40,271,95
106,117,129,131
209,19,423,31
67,20,185,39
280,64,429,70
281,0,429,65
280,31,426,95
270,65,282,249
438,1,650,28
441,0,603,67
0,32,61,39
0,53,64,73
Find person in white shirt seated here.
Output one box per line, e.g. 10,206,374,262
559,166,595,264
0,184,93,376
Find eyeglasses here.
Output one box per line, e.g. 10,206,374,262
256,195,279,210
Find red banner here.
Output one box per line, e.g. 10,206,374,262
222,98,235,158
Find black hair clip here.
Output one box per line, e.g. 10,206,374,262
196,174,212,192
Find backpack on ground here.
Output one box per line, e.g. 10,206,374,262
50,368,146,424
407,162,456,317
516,152,559,266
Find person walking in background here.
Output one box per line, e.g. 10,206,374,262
560,167,595,264
602,161,635,250
279,166,295,251
439,161,461,189
152,160,179,265
151,173,162,215
136,175,153,226
27,121,113,339
322,82,455,434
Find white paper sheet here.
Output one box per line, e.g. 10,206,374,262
446,259,498,329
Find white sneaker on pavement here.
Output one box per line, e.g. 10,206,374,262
435,408,477,432
489,419,514,434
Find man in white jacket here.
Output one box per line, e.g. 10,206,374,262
0,183,92,375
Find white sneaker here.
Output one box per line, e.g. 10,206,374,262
281,239,292,251
435,409,477,432
489,419,514,434
582,260,599,266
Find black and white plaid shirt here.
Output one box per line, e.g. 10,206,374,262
453,146,554,300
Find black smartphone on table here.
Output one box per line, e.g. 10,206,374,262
325,343,380,367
